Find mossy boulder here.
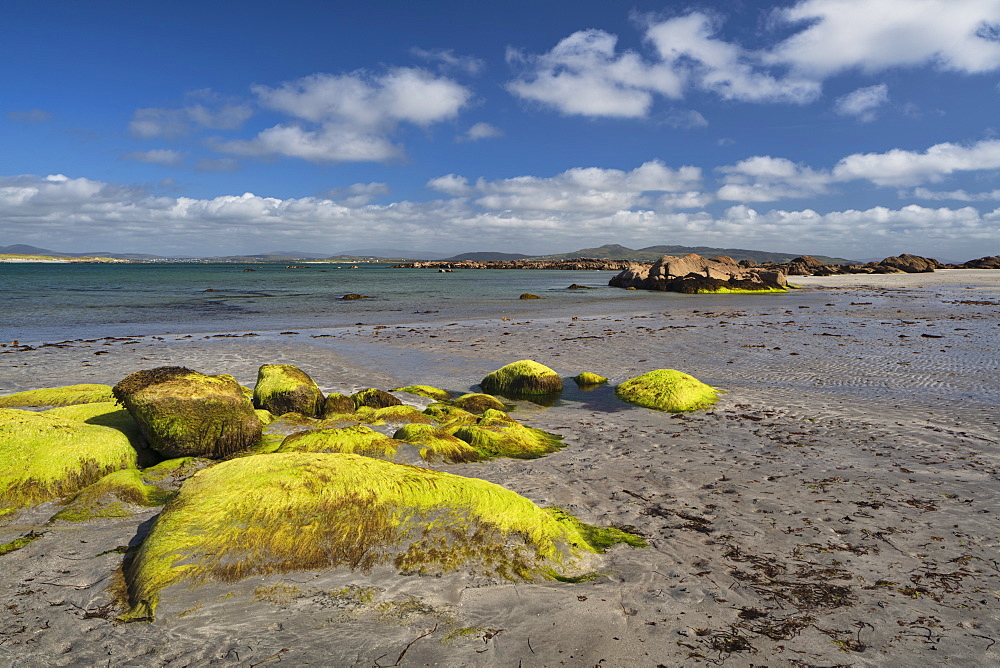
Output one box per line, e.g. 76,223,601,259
452,393,509,414
452,409,563,460
123,453,640,619
112,367,262,459
480,360,563,396
50,469,176,522
277,425,401,459
615,369,719,412
0,384,114,408
354,405,434,425
45,401,159,467
390,385,452,402
253,364,325,418
393,423,481,463
423,403,480,430
572,372,608,387
0,408,138,518
352,388,402,410
323,392,355,416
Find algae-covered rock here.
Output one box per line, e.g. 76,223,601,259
452,409,563,460
124,453,641,619
323,393,355,416
390,385,452,402
423,403,480,430
572,372,608,387
351,388,402,409
112,367,262,459
277,425,401,459
452,393,509,414
51,469,175,522
354,405,434,425
0,408,138,518
392,423,481,463
45,401,158,467
615,369,718,412
0,384,114,408
253,364,325,418
480,360,563,396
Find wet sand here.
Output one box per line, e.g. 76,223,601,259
1,269,999,666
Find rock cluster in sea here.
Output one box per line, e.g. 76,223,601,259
609,254,788,293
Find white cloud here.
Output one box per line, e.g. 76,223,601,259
427,174,474,196
322,182,390,206
220,68,471,163
835,83,889,122
129,103,252,139
832,139,1000,185
663,109,708,129
718,156,830,201
770,0,1000,76
460,122,503,141
122,149,184,166
911,186,1000,201
506,29,684,117
411,47,485,75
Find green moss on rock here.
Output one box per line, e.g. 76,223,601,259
572,373,608,387
46,401,159,467
390,385,452,402
452,393,509,414
113,367,262,459
352,388,403,410
615,369,718,412
423,403,479,427
452,410,563,460
51,469,176,522
392,423,481,463
322,393,355,416
123,453,639,619
480,360,563,396
252,364,325,418
0,408,138,518
277,425,401,459
354,405,435,425
0,384,114,408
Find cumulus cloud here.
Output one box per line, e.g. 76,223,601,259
718,156,831,201
770,0,1000,76
835,83,889,122
122,149,184,166
460,122,503,141
219,68,471,163
427,174,474,196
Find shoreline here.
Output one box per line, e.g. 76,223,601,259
2,270,999,666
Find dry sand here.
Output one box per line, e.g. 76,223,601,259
1,269,999,666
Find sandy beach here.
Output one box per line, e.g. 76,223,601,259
1,269,999,667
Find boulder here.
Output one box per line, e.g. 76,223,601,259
0,408,138,517
610,254,787,293
519,293,541,299
253,364,325,418
963,255,1000,269
480,360,563,396
878,254,940,273
615,369,719,412
572,372,608,387
122,453,643,619
113,367,262,459
322,392,356,416
390,385,452,401
277,425,401,459
351,388,403,409
452,393,509,414
0,384,114,408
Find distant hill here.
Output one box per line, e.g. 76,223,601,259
332,248,451,260
441,252,534,261
0,244,168,261
533,244,855,265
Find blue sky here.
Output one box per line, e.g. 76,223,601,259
2,0,1000,261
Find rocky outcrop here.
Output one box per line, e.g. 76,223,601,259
754,253,943,276
878,254,941,273
961,256,1000,269
609,254,787,293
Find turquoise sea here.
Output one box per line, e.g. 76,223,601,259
1,262,701,344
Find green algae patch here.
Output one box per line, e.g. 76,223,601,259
0,408,138,518
695,285,788,294
452,393,509,414
423,403,479,428
123,452,631,619
51,469,176,522
252,364,325,418
0,531,46,557
392,423,481,463
45,401,158,466
572,372,608,387
615,369,719,412
452,411,563,460
254,408,277,425
0,384,114,408
322,393,355,416
277,425,401,459
113,367,262,459
390,385,452,402
355,405,434,425
480,360,563,396
141,457,209,483
352,388,403,410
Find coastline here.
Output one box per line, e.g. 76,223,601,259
1,270,999,666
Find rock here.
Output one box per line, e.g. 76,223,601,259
253,364,325,418
963,255,1000,269
452,409,563,459
0,408,138,517
392,423,480,463
389,385,452,402
615,369,719,412
0,383,114,408
785,255,825,276
121,452,643,619
879,254,940,273
351,388,402,409
341,294,372,300
480,360,563,396
519,293,541,299
572,372,608,387
322,393,356,416
452,393,509,414
610,254,787,293
49,469,175,522
112,367,262,459
566,284,594,289
277,425,400,459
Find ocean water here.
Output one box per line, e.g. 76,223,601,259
1,262,693,343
